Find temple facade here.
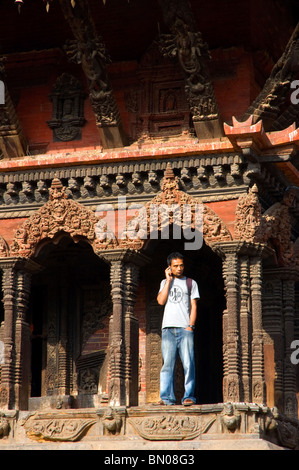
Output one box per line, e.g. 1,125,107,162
0,0,299,449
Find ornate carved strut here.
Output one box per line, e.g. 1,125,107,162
58,0,127,148
157,0,223,138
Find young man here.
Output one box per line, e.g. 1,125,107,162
157,252,200,406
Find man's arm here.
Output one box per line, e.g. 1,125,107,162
186,298,197,331
157,278,172,305
157,267,172,305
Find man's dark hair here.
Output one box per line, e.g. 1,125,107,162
167,252,184,266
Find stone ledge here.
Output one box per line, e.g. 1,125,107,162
0,402,298,450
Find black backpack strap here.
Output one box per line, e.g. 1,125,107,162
186,277,192,296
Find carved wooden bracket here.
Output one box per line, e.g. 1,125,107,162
234,183,299,267
157,0,223,139
58,0,127,148
242,22,299,131
0,59,27,159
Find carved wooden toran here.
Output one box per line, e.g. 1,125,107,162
3,163,233,260
1,162,298,267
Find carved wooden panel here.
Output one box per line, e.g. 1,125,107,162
47,73,86,142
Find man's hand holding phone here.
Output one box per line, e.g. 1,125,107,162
165,266,173,281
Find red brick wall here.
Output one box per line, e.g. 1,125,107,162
206,199,239,238
0,217,27,245
81,316,110,356
17,83,102,153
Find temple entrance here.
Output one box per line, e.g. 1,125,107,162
143,238,225,405
28,235,111,407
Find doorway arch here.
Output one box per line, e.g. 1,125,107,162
28,235,111,406
142,233,225,405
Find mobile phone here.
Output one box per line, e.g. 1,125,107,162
168,266,173,276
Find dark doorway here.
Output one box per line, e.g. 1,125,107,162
143,236,225,405
28,235,110,400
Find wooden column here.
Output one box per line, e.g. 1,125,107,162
282,272,298,418
14,269,32,410
263,267,299,418
0,259,38,409
262,271,284,411
0,260,17,409
215,242,270,405
221,248,241,402
103,250,149,407
250,256,266,404
108,257,126,406
239,255,252,402
123,262,140,406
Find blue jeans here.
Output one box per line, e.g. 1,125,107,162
160,327,196,405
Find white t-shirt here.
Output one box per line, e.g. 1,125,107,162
158,276,200,329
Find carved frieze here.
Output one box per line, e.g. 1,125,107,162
234,184,299,267
120,163,232,250
0,412,10,438
9,176,102,258
262,187,298,266
129,413,216,441
0,235,8,257
234,184,265,243
23,414,96,442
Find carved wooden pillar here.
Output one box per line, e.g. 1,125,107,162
239,255,252,402
108,257,126,406
281,271,298,418
123,262,140,406
103,250,149,407
263,267,299,418
14,269,32,410
220,246,241,402
58,275,69,396
0,259,36,410
215,242,269,405
262,272,284,411
0,261,17,409
250,256,266,404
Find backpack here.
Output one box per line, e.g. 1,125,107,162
186,277,192,297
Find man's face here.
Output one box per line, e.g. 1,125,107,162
170,258,184,278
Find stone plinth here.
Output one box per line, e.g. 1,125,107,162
0,403,298,450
